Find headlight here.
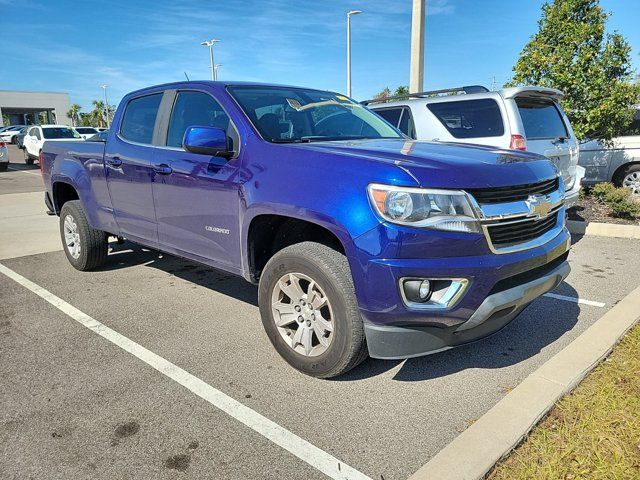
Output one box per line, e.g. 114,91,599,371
368,184,480,233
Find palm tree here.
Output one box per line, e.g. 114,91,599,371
91,100,106,128
67,104,82,126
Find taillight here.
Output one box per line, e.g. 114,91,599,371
39,150,44,176
0,141,5,148
509,134,527,151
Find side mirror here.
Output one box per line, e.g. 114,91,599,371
183,126,232,158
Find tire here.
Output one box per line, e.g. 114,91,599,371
616,164,640,195
25,151,34,165
0,163,7,172
258,242,368,378
59,200,108,271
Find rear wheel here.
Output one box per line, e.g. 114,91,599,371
0,163,7,172
618,164,640,195
59,200,108,271
24,149,34,165
258,242,368,378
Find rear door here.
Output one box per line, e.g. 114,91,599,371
513,97,578,189
151,89,243,271
105,92,163,246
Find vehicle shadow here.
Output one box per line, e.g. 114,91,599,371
102,240,258,305
102,240,580,383
338,281,581,382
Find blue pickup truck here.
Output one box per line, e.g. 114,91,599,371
42,81,571,378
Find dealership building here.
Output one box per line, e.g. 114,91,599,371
0,90,72,127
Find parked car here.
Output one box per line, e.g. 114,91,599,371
15,126,30,149
86,130,109,142
74,126,100,140
365,86,585,207
578,107,640,194
0,140,8,171
0,125,27,144
41,81,570,378
23,125,83,164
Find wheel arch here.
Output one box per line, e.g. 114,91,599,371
612,161,640,186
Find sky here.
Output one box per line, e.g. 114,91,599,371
0,0,638,112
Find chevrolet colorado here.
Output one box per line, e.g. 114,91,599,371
41,81,571,378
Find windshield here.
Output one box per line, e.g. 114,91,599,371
228,86,402,142
43,127,81,139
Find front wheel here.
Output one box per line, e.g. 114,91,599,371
59,200,108,271
258,242,368,378
24,150,34,165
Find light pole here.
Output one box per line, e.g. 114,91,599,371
214,64,222,79
346,10,362,97
201,39,220,80
409,0,425,93
101,84,110,129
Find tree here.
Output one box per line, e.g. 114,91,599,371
508,0,640,141
91,100,106,128
372,85,410,102
66,104,82,126
373,87,392,100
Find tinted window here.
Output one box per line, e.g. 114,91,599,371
43,127,80,139
621,112,640,136
76,128,97,134
516,98,568,139
375,108,402,127
398,108,416,139
229,86,400,142
120,93,162,144
167,91,230,148
427,99,504,138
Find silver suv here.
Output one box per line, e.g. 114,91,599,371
365,86,584,206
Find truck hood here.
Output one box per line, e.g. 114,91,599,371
295,138,558,189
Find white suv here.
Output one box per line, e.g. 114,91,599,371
366,86,584,206
23,125,83,164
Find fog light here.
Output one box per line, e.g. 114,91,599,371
402,279,432,303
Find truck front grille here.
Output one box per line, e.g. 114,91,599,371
467,178,559,204
486,211,559,248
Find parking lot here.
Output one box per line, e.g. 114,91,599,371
1,144,639,480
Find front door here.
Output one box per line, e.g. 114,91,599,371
104,93,163,246
152,90,242,271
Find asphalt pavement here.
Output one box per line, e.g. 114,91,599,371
1,145,639,479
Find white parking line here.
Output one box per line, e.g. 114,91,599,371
543,292,606,308
0,263,371,480
8,166,41,175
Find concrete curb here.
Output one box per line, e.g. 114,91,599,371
407,285,640,480
567,220,640,239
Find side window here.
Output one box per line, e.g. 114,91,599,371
120,93,163,144
427,99,504,138
398,108,416,139
375,108,402,128
34,129,42,140
167,91,230,148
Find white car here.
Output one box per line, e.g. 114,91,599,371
23,125,83,164
0,140,8,171
366,86,585,206
0,125,27,144
74,126,99,140
578,107,640,194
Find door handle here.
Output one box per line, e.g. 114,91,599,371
153,163,172,175
106,156,122,167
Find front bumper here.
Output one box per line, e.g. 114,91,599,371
365,259,570,359
564,165,585,208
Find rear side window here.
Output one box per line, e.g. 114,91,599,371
375,108,402,127
374,107,416,139
427,99,504,138
167,91,230,148
120,94,162,144
516,98,568,140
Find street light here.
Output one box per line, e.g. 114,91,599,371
214,64,223,79
200,39,220,80
346,10,362,98
101,84,110,129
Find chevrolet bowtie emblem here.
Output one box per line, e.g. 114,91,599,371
526,194,553,218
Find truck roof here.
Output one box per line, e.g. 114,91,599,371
126,80,339,97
